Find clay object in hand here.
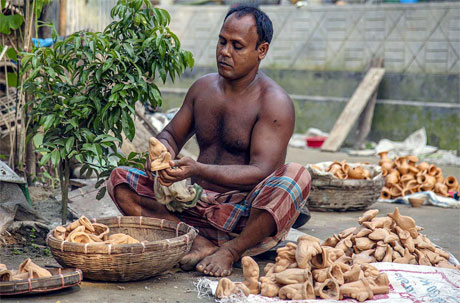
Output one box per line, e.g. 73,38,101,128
149,137,171,171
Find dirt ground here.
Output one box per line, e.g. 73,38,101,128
1,147,459,302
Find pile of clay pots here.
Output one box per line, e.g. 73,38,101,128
313,160,373,180
216,207,459,301
378,151,459,199
0,258,51,281
53,216,139,244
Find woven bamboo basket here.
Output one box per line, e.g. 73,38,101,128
306,163,385,212
46,216,198,281
0,268,82,296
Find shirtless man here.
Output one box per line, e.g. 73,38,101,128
108,6,311,277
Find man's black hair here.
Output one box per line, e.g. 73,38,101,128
224,5,273,49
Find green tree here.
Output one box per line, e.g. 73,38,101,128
23,0,194,224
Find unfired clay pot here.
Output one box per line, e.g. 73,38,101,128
445,176,458,190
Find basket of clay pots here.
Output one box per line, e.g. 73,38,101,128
46,216,198,281
306,161,384,212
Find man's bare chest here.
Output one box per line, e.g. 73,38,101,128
193,99,259,154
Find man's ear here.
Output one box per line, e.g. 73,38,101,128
258,42,269,60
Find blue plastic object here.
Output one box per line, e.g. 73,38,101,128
32,38,55,47
400,0,418,3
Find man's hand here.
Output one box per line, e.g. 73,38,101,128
158,157,199,186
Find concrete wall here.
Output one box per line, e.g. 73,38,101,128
44,2,460,150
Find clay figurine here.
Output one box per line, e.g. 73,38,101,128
296,235,322,269
148,137,171,171
275,268,312,285
314,278,340,300
216,278,250,299
358,209,379,224
355,237,376,251
363,216,393,230
388,207,418,238
322,234,340,247
0,268,13,281
18,258,52,279
393,247,416,264
106,233,140,244
339,278,374,302
368,228,390,241
241,256,260,294
279,281,315,300
343,264,364,283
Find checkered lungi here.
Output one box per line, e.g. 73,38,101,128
107,162,311,256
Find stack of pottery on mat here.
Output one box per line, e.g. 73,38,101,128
378,151,459,201
215,208,458,301
47,215,197,281
306,161,384,211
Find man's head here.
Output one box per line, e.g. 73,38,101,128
216,6,273,80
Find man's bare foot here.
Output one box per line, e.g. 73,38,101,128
196,247,235,277
180,236,218,271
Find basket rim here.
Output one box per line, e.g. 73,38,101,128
46,216,198,255
0,268,82,296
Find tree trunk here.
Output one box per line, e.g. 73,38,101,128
25,138,36,185
59,159,70,225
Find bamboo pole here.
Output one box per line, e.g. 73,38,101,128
59,0,67,37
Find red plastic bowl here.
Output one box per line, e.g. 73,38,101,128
306,136,327,148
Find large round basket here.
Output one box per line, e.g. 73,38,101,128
306,163,385,212
46,216,198,281
0,268,82,296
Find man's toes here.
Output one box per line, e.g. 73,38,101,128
204,263,215,275
196,261,206,272
222,269,231,277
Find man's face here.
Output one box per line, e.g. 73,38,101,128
216,14,264,80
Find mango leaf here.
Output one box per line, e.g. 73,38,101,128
33,133,44,148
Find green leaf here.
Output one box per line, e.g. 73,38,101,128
8,14,23,30
50,149,61,167
33,133,44,148
0,14,11,34
7,72,17,87
95,178,106,188
39,152,52,166
96,186,107,200
6,48,17,60
65,137,75,153
1,0,6,10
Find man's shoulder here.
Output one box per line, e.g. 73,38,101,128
191,73,219,88
259,73,292,107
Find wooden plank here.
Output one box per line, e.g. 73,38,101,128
321,68,385,152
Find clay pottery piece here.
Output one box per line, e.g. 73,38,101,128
434,182,449,197
369,273,390,294
260,280,281,297
54,226,67,240
417,161,429,171
66,215,95,233
417,174,436,190
379,186,392,199
388,207,418,238
427,164,440,177
148,137,171,171
389,184,404,197
216,278,250,299
385,170,400,187
401,180,418,196
347,166,365,179
414,249,431,266
383,232,399,245
436,260,457,270
69,232,93,244
355,227,372,238
322,234,340,247
18,258,52,279
352,250,376,264
355,237,376,251
279,281,315,300
400,174,415,183
338,227,356,239
395,156,410,175
92,223,110,240
344,264,364,283
435,248,451,260
380,162,393,175
368,228,390,241
360,263,380,279
393,251,402,260
334,255,353,272
11,272,30,281
382,245,393,262
274,251,296,273
445,176,459,190
311,247,343,269
339,278,374,302
0,269,13,281
407,155,419,166
392,241,405,256
65,225,85,241
295,235,322,269
378,151,392,166
396,227,415,252
312,264,343,284
374,242,387,261
358,209,379,224
363,216,393,230
414,234,436,252
420,249,444,265
315,278,340,300
326,161,344,175
241,256,260,294
408,197,425,208
275,268,312,285
106,233,139,244
335,235,353,254
394,248,416,264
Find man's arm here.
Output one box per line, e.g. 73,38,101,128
161,89,295,191
155,82,198,159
